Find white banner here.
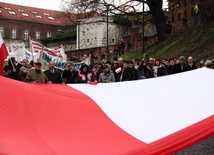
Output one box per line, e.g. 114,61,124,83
10,43,25,62
39,50,67,70
30,37,67,70
25,49,37,62
30,37,67,60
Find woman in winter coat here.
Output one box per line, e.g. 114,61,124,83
99,65,115,83
75,63,97,83
153,58,166,77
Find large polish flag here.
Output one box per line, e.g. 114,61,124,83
0,35,9,75
0,68,213,155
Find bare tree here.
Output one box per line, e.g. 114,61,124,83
61,0,168,42
60,0,104,23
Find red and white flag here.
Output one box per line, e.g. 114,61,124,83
0,35,9,75
0,68,214,154
115,67,122,74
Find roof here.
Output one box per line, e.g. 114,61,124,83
0,2,77,26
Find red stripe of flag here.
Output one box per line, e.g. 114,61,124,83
0,35,9,75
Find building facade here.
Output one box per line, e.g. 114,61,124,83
168,0,201,33
1,2,158,62
67,16,157,61
70,16,129,61
0,2,75,51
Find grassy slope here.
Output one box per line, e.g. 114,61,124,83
122,22,214,63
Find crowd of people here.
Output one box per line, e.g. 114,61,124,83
2,55,214,84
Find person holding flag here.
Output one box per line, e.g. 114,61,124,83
0,35,9,76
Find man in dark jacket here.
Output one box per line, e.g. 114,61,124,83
121,61,139,81
184,56,197,71
173,56,186,74
44,61,62,84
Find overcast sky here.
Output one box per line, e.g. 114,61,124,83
1,0,62,10
1,0,168,11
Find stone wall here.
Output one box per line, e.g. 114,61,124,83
77,16,129,50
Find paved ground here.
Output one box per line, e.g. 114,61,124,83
173,136,214,155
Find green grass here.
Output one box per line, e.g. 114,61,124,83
121,22,214,63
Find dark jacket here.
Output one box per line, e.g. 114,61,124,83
173,63,186,74
62,69,72,84
44,69,62,84
121,67,139,81
184,63,197,71
167,65,175,75
67,71,78,83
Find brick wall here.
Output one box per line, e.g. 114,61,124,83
1,18,62,41
168,0,200,33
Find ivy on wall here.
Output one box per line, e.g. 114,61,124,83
40,29,77,44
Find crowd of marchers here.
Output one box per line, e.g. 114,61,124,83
2,55,214,84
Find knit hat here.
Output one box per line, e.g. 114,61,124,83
179,56,185,61
155,58,162,63
103,64,110,69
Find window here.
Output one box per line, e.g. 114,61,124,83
18,9,24,12
87,39,89,43
8,11,16,15
31,11,37,14
172,15,175,23
35,15,42,19
22,13,29,17
191,8,194,17
112,38,115,43
47,32,51,37
0,26,4,37
47,16,54,20
178,13,181,22
4,7,11,10
184,10,187,18
44,13,49,16
35,31,40,39
12,28,16,39
24,29,29,40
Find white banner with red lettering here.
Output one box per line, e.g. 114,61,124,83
29,37,67,70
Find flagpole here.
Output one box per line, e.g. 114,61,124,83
29,36,34,61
